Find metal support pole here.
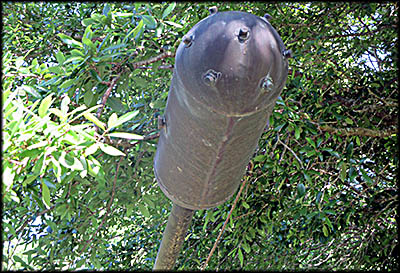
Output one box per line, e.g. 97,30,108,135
153,203,195,270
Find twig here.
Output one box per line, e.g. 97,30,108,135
201,179,247,270
77,151,125,256
277,138,304,169
96,75,121,118
8,205,56,242
320,126,396,138
95,51,175,120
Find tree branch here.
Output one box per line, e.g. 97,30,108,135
96,51,175,119
77,152,125,256
201,179,247,270
320,125,397,138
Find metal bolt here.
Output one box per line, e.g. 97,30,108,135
209,6,218,15
182,35,193,48
259,75,274,93
283,49,292,58
203,69,222,87
264,13,272,20
237,27,250,43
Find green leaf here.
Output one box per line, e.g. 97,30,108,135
61,96,70,115
83,112,106,131
108,132,144,140
23,174,39,186
63,56,84,65
360,168,373,184
113,110,139,128
59,153,84,171
48,66,63,74
84,90,94,107
242,243,251,254
138,203,150,218
107,97,125,112
102,4,111,16
164,21,183,28
101,43,127,53
55,51,65,64
3,166,15,192
22,85,41,98
71,49,85,57
253,154,266,163
85,143,99,156
295,126,300,139
38,94,53,118
162,2,176,19
322,225,329,237
99,143,125,156
60,79,75,89
82,37,96,52
13,255,32,269
142,15,157,29
57,33,83,48
124,20,144,43
49,108,65,121
26,141,47,150
42,180,51,208
344,117,354,125
238,248,244,267
89,69,102,82
303,172,312,183
107,113,118,129
340,163,347,182
297,183,306,197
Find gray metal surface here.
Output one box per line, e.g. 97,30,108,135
153,204,194,270
154,11,289,210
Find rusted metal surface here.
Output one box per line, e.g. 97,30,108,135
154,11,289,210
153,204,194,270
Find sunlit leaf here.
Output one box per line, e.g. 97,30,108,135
38,94,53,118
113,110,139,128
57,33,83,48
107,113,118,129
83,112,105,131
99,143,125,156
138,203,150,218
41,180,51,208
107,132,143,140
162,2,176,19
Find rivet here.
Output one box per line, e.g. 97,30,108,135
264,13,272,20
238,27,250,43
260,75,274,93
182,35,193,47
203,69,222,87
283,49,292,58
209,6,218,14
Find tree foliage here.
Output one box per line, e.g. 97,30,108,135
2,2,398,271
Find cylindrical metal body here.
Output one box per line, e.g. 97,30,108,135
153,204,195,270
154,11,289,210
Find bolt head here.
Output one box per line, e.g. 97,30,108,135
264,13,272,20
182,35,193,47
209,6,218,14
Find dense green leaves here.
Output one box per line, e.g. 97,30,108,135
2,2,398,271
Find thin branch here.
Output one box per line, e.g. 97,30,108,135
8,205,56,242
95,51,175,119
77,152,125,256
96,75,121,118
277,138,304,168
130,51,175,70
320,125,396,138
201,179,247,270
